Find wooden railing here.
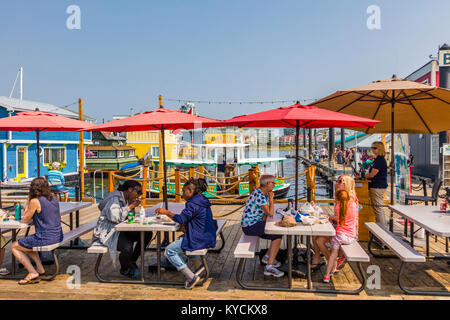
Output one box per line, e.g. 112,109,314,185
94,164,317,206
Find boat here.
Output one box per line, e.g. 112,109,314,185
148,143,290,199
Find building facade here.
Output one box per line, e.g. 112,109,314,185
0,96,93,181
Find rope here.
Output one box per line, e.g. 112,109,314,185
283,169,308,180
213,204,246,218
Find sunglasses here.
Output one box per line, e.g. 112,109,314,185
134,187,143,196
371,147,377,150
337,179,344,184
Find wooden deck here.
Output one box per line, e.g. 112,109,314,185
0,204,449,300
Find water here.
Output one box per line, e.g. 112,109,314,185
82,148,331,203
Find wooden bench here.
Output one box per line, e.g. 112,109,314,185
31,219,98,281
365,222,448,296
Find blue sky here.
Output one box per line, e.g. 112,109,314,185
1,0,450,122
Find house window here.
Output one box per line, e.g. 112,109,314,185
430,134,439,165
129,150,135,156
151,146,160,157
117,151,125,158
89,151,99,158
99,151,116,159
44,147,66,165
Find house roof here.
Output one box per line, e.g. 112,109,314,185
0,96,95,121
87,146,134,151
99,131,126,141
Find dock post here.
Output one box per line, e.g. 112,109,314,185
198,165,204,179
108,171,115,193
305,164,312,202
141,166,148,207
248,169,255,194
308,128,312,160
175,169,181,202
255,165,260,188
189,167,195,179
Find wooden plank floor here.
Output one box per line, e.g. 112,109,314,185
0,204,449,300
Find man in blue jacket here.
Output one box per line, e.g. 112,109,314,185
156,178,216,289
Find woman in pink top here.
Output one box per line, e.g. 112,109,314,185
323,188,359,283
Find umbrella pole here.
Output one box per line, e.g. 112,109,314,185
389,98,395,231
161,128,169,210
36,129,40,177
161,127,170,246
295,122,299,210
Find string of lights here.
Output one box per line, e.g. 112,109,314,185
165,97,319,105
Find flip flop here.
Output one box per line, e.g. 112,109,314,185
311,261,325,271
18,276,40,285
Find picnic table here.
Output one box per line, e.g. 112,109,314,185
264,204,336,291
0,201,92,278
116,203,182,284
389,204,450,259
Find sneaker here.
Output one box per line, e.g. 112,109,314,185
322,276,330,283
120,264,141,279
264,265,285,278
261,255,282,268
336,256,346,270
185,275,200,290
0,268,10,276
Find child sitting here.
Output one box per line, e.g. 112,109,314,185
323,189,359,283
156,178,216,289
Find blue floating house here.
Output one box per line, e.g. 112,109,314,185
0,96,94,181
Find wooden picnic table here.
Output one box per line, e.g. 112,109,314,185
0,201,93,277
389,204,450,258
265,204,335,291
112,202,184,285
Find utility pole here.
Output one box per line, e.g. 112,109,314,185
158,95,164,199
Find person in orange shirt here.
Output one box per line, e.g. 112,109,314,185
323,186,359,283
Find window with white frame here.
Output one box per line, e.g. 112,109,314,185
44,147,66,165
430,134,439,165
117,151,125,158
129,150,135,156
151,146,160,157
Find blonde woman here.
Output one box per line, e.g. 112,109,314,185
311,174,358,272
365,141,388,226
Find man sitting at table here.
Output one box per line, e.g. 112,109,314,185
241,174,284,278
156,178,216,290
92,180,152,279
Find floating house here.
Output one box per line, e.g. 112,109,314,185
0,96,93,181
86,131,139,171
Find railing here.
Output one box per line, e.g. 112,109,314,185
91,164,317,205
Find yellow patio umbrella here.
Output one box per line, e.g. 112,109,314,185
312,75,450,229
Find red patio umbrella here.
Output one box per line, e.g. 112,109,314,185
224,103,380,208
0,109,94,177
86,107,223,209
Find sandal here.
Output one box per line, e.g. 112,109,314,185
18,276,40,285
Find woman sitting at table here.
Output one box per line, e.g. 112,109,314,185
241,174,284,278
311,174,358,272
48,162,70,202
11,177,63,285
156,178,216,290
92,180,152,279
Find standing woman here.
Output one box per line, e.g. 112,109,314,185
11,177,63,285
365,141,388,226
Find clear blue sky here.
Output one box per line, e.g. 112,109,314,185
1,0,450,122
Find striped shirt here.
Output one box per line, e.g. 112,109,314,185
47,170,65,188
